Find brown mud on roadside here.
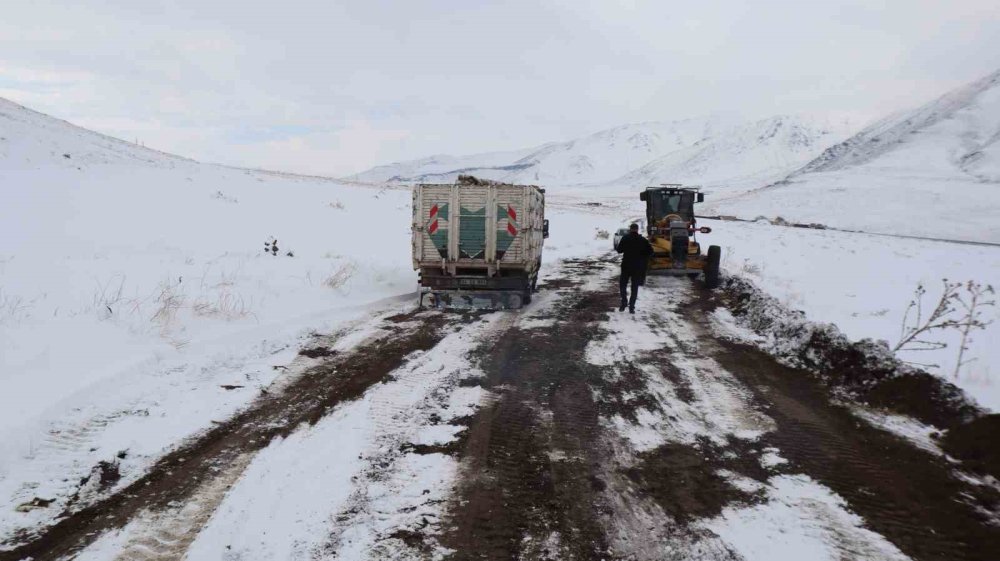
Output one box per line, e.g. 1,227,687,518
536,277,581,290
703,331,1000,561
944,414,1000,481
298,345,337,358
863,373,982,429
712,275,982,430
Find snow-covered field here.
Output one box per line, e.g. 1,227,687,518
0,162,412,537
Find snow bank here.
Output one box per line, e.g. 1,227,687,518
706,220,1000,413
712,268,983,430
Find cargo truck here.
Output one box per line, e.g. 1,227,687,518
412,175,549,308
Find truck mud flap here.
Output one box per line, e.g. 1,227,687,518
420,290,527,310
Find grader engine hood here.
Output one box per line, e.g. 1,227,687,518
669,220,690,267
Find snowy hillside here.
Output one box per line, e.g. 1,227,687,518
1,96,414,535
708,69,1000,243
350,115,856,192
350,145,544,185
0,97,197,170
618,115,854,196
1,97,408,540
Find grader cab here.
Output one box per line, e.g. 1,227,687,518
639,184,721,288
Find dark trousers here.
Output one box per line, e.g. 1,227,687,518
620,269,641,309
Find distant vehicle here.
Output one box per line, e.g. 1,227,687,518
412,175,549,308
631,184,721,288
612,227,629,251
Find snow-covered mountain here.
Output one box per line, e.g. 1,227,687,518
350,115,857,192
617,115,854,193
709,69,1000,243
795,70,1000,180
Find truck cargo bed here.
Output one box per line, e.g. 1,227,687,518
412,178,547,308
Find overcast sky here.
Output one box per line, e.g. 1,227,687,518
2,0,999,176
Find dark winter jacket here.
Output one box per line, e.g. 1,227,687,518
616,231,653,274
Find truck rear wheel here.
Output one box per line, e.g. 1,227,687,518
509,293,523,309
704,245,721,289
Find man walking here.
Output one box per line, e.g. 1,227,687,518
615,223,653,314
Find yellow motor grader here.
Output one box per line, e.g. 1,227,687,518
638,184,721,288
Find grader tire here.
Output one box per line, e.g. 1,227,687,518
705,245,721,289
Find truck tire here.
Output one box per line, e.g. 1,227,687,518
509,293,523,309
704,245,721,289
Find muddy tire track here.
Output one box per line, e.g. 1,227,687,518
0,310,456,561
440,283,617,560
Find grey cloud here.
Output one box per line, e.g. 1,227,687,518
1,0,999,176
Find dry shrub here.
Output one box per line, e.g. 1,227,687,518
739,259,762,277
92,275,127,319
0,288,31,325
324,262,358,289
193,289,255,321
151,280,184,329
895,280,996,377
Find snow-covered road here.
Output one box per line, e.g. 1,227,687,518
5,258,997,561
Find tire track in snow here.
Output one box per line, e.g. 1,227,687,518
317,312,511,560
70,453,254,561
0,308,457,561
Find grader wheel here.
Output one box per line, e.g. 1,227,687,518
705,245,721,289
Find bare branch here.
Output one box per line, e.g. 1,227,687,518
953,282,996,379
894,280,961,353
